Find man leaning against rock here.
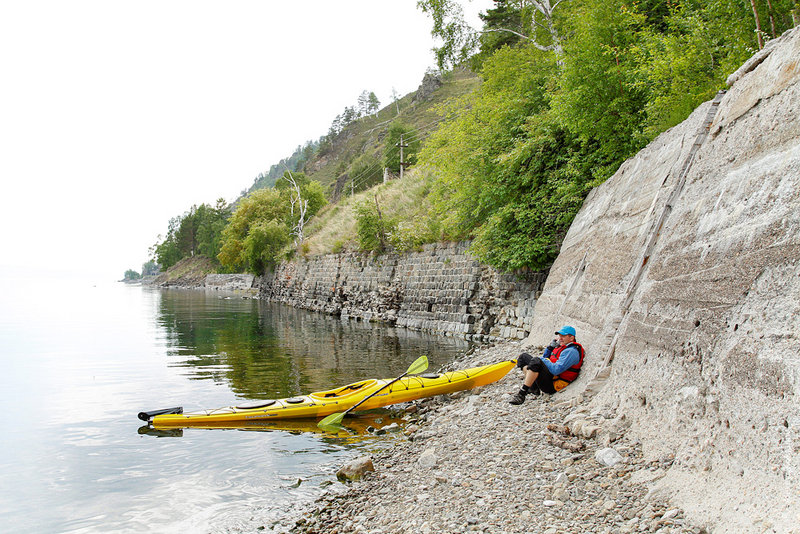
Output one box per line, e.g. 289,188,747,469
509,326,585,405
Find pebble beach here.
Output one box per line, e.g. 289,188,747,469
274,343,705,534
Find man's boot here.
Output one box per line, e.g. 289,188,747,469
509,389,527,405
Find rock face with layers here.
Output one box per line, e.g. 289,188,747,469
526,27,800,532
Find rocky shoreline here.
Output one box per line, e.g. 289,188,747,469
265,342,705,534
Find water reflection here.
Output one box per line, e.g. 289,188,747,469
138,411,408,442
0,280,471,534
154,289,470,400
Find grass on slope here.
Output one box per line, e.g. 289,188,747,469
303,166,437,257
305,68,481,194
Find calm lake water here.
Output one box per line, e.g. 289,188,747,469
0,272,470,533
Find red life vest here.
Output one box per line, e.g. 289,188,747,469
548,342,585,383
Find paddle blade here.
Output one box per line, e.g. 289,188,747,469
407,355,429,375
318,411,346,428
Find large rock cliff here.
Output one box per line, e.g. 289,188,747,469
526,27,800,532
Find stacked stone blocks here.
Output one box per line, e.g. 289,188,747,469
260,242,546,340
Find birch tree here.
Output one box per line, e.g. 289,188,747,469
283,172,309,248
417,0,567,68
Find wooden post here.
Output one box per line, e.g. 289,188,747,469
397,134,409,180
399,134,405,180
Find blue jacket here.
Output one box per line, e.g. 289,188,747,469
541,344,581,376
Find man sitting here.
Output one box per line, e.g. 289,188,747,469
509,325,585,405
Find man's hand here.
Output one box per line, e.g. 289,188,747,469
547,339,559,350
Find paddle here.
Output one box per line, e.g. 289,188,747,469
317,355,428,429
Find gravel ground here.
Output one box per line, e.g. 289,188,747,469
271,343,706,534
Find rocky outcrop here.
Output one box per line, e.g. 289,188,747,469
145,256,216,289
260,242,547,341
525,26,800,532
414,71,443,102
146,257,259,295
204,273,258,294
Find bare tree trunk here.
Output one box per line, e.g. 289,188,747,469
479,0,564,56
765,0,776,37
750,0,765,49
283,172,309,248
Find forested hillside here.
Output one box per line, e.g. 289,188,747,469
140,0,798,280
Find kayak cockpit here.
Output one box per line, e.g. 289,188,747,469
309,379,380,400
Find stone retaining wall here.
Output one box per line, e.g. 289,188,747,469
260,242,546,340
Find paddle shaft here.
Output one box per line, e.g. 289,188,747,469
339,371,410,418
318,354,428,428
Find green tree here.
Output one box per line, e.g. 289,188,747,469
367,91,381,115
151,201,229,270
384,122,421,174
195,199,229,259
242,220,291,273
471,1,527,68
550,0,648,166
123,269,141,281
631,0,796,138
357,90,380,116
348,153,383,193
141,260,159,277
420,44,556,235
217,188,289,273
151,216,183,270
354,196,398,253
217,179,326,273
418,0,566,69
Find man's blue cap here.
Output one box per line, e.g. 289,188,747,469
555,325,576,336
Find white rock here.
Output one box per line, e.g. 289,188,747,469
552,488,570,501
595,447,625,467
662,509,680,520
580,424,602,438
418,448,438,469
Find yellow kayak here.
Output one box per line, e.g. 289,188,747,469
148,360,515,427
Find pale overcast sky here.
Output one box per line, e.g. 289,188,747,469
0,1,490,280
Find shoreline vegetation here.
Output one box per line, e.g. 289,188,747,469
136,2,798,285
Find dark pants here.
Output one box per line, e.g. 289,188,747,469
516,353,557,394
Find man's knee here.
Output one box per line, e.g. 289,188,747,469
526,358,547,373
516,352,535,370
